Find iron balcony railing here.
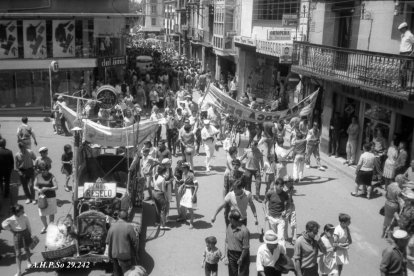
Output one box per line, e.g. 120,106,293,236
292,41,414,100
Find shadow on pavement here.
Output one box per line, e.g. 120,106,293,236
56,199,71,207
295,176,336,186
0,238,16,266
139,202,155,274
192,220,212,229
210,166,226,172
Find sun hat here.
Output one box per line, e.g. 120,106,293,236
398,22,408,30
161,158,171,165
263,230,279,244
39,147,48,152
393,229,409,240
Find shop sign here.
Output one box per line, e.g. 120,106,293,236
0,20,18,59
268,28,292,41
282,14,298,27
97,56,127,68
341,86,404,109
84,182,117,199
52,20,75,57
96,85,118,109
256,40,293,60
234,36,256,47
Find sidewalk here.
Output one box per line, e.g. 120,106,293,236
0,117,49,122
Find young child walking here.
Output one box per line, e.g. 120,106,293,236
202,236,225,276
61,144,73,192
334,213,352,276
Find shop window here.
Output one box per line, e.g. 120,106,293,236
0,72,15,108
152,18,157,26
15,72,34,107
363,103,391,146
32,71,49,108
253,0,299,21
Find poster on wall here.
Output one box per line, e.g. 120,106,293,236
280,45,293,64
52,20,75,57
0,20,18,59
23,20,47,59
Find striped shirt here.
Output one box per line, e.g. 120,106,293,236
15,150,36,169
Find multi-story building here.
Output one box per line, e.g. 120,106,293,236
292,0,414,160
142,0,164,36
0,0,136,112
164,0,179,51
235,0,301,101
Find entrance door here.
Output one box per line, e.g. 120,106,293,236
334,11,353,71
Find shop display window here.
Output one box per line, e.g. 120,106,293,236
362,103,390,146
32,71,49,108
15,72,33,107
0,72,15,108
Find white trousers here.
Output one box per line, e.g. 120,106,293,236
204,140,215,168
268,215,286,241
293,154,305,180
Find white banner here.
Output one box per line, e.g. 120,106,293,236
60,104,160,148
0,21,18,59
53,20,75,57
204,85,319,123
23,20,47,59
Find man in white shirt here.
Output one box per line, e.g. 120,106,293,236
256,230,287,276
398,22,414,88
201,119,219,172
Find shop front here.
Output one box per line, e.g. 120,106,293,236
0,16,127,111
319,81,414,162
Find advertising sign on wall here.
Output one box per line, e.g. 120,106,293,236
279,45,293,64
282,14,298,27
23,20,47,59
0,20,18,59
268,28,292,41
52,20,75,57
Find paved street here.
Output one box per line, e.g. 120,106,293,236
0,116,389,276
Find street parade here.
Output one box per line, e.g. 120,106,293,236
1,1,414,276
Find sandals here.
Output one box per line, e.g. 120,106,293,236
65,187,70,192
350,192,359,197
40,227,47,234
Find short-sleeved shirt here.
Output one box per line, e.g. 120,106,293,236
224,190,252,219
256,243,286,272
224,169,244,195
203,247,223,264
242,148,263,171
15,150,36,169
226,224,250,252
293,233,319,269
357,152,375,171
35,156,52,171
405,167,414,182
266,190,289,218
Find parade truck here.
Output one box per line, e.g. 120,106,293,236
41,85,159,266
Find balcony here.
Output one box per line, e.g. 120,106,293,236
292,41,414,101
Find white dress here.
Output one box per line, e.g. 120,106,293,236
180,181,198,210
383,146,398,179
334,225,350,265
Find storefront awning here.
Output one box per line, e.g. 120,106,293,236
0,12,142,19
234,36,256,48
140,26,163,33
0,58,97,71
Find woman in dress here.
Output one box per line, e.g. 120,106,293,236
351,143,375,199
34,162,58,234
1,204,33,276
153,166,170,230
61,144,73,192
382,174,405,238
178,162,199,229
334,213,352,276
123,109,136,127
318,224,338,276
383,139,399,189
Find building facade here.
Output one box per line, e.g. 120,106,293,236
235,0,301,102
142,0,164,35
0,0,136,111
292,0,414,161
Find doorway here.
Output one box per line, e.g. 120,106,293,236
334,10,353,71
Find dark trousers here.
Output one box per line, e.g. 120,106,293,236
113,258,132,276
166,129,177,154
19,168,35,200
180,144,186,162
153,126,161,146
0,169,12,197
301,265,319,276
60,115,70,135
259,267,282,276
329,132,340,156
227,250,249,276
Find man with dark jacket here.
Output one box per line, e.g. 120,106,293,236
0,138,13,198
106,210,139,276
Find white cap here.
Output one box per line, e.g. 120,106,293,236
161,158,171,165
39,147,48,152
393,229,408,239
263,230,279,244
203,119,210,125
398,22,408,30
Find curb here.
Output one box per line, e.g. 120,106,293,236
320,151,356,181
0,117,49,122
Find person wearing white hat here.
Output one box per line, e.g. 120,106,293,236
380,229,409,276
256,230,286,276
201,119,219,172
399,22,414,89
34,147,52,174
